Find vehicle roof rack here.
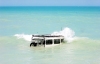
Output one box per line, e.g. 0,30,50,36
32,34,63,37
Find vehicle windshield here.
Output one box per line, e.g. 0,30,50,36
32,39,44,43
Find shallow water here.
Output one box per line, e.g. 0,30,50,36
0,37,100,64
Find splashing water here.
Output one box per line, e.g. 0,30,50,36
51,27,76,42
14,27,76,43
14,34,32,41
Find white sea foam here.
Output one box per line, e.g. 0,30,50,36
14,27,77,43
51,27,77,42
14,34,32,41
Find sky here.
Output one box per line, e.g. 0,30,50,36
0,0,100,6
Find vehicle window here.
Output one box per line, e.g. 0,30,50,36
54,39,60,44
46,40,52,45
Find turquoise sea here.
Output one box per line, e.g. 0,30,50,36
0,6,100,64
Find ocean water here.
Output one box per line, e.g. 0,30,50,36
0,6,100,64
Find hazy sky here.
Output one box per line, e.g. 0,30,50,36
0,0,100,6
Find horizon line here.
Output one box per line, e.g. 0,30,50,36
0,5,100,7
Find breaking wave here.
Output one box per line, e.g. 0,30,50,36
51,27,77,42
14,34,32,41
14,27,79,43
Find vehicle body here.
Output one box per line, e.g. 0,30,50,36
30,34,64,47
